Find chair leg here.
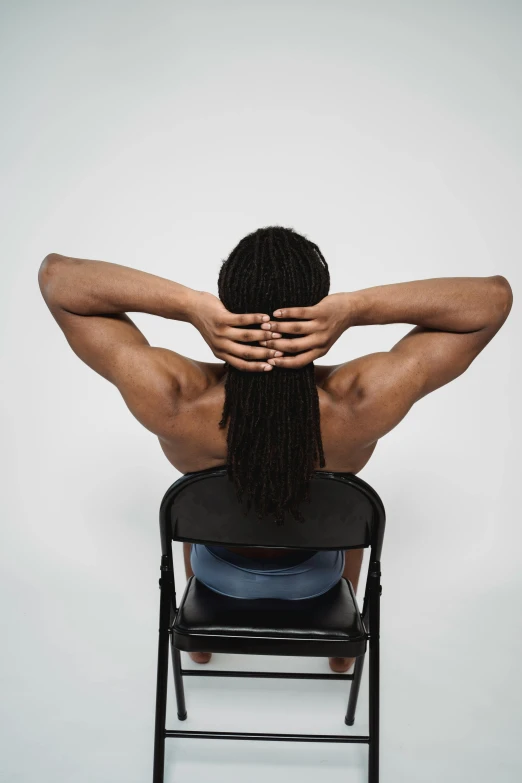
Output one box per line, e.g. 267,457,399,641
153,559,174,783
170,634,187,721
368,633,380,782
345,653,365,726
152,608,170,782
368,567,381,783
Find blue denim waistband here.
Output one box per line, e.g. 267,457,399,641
190,544,346,600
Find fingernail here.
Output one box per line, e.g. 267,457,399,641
273,310,281,317
267,359,276,365
274,351,283,357
263,364,272,371
261,323,270,330
262,315,270,321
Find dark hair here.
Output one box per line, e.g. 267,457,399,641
217,225,330,525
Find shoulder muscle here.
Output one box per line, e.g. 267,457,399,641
112,346,210,437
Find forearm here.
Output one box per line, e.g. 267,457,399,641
38,253,198,320
349,275,512,332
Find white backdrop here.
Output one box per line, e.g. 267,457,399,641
1,2,520,782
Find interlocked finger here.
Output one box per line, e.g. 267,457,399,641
261,319,318,336
223,355,274,372
222,338,283,361
259,335,323,353
272,305,319,320
228,313,271,326
224,327,281,342
266,348,324,369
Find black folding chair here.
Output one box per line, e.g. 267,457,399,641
152,465,385,783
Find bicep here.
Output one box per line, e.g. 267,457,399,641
354,320,506,444
46,301,150,383
389,277,512,400
390,321,504,399
44,303,182,435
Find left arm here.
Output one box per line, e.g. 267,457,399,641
39,253,278,372
38,253,278,430
38,253,198,379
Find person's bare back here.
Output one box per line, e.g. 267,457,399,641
156,358,376,476
38,257,513,552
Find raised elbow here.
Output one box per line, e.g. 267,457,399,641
38,253,67,296
490,275,513,322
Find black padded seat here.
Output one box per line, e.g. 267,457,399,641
172,575,368,658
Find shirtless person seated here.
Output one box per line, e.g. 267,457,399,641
38,225,513,674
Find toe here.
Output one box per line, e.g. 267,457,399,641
189,651,212,664
328,656,355,673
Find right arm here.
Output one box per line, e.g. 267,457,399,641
347,275,513,397
261,276,513,441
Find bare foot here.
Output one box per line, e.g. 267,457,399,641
328,656,355,673
188,651,213,664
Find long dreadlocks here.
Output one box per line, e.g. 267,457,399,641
217,225,330,525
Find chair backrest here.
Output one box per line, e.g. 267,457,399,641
160,465,386,560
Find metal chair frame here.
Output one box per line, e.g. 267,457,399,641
152,466,386,783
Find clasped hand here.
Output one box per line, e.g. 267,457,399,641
190,291,350,372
